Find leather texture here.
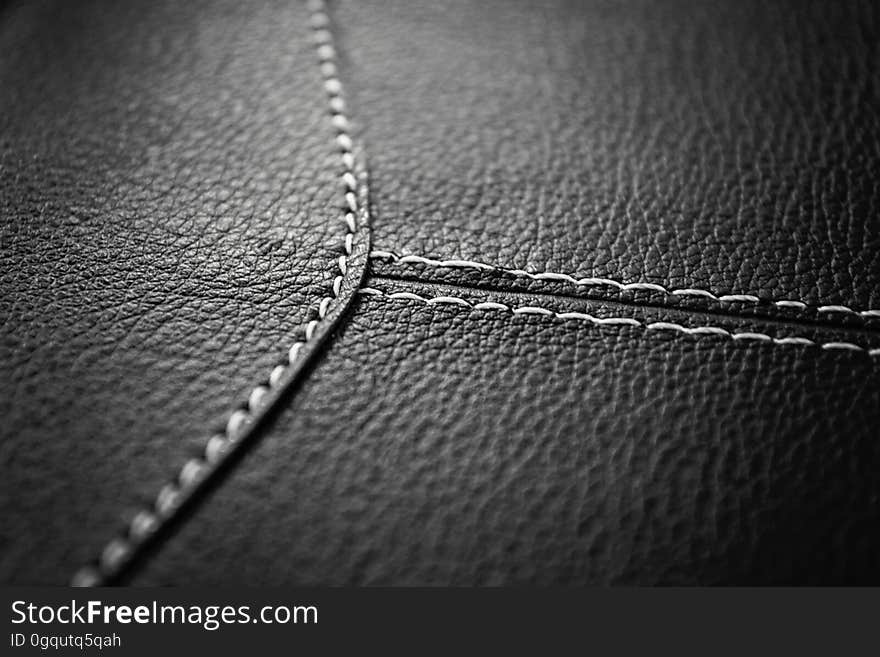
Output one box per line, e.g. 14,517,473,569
135,281,880,585
348,0,880,316
2,0,880,585
0,0,367,584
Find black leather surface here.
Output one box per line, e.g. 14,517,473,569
131,0,880,585
134,281,880,584
3,0,880,585
0,0,362,583
344,0,880,315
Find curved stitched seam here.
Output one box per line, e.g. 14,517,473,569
370,250,880,320
359,287,880,358
71,0,358,586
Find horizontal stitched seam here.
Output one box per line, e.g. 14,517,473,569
359,287,880,359
371,250,880,320
370,273,880,337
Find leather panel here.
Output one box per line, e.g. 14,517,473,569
3,0,878,586
132,279,880,584
339,0,880,314
0,0,351,583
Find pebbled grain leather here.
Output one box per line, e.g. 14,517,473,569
343,0,880,316
131,0,880,585
0,0,366,584
133,282,880,585
3,0,880,585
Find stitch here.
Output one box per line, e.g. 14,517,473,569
205,435,226,463
558,311,591,321
102,540,129,571
513,306,555,316
226,409,249,438
597,317,642,327
130,512,157,541
775,337,814,346
821,341,864,352
155,485,178,516
729,331,770,342
318,47,337,64
387,291,427,302
674,288,718,300
329,97,346,114
72,0,363,587
179,460,204,488
268,364,286,388
717,294,762,303
686,326,731,337
818,305,858,314
248,385,269,412
370,250,880,320
288,342,304,363
473,301,511,311
427,295,471,307
357,287,880,358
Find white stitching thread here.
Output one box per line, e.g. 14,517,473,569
71,0,358,587
370,250,880,320
358,287,880,358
